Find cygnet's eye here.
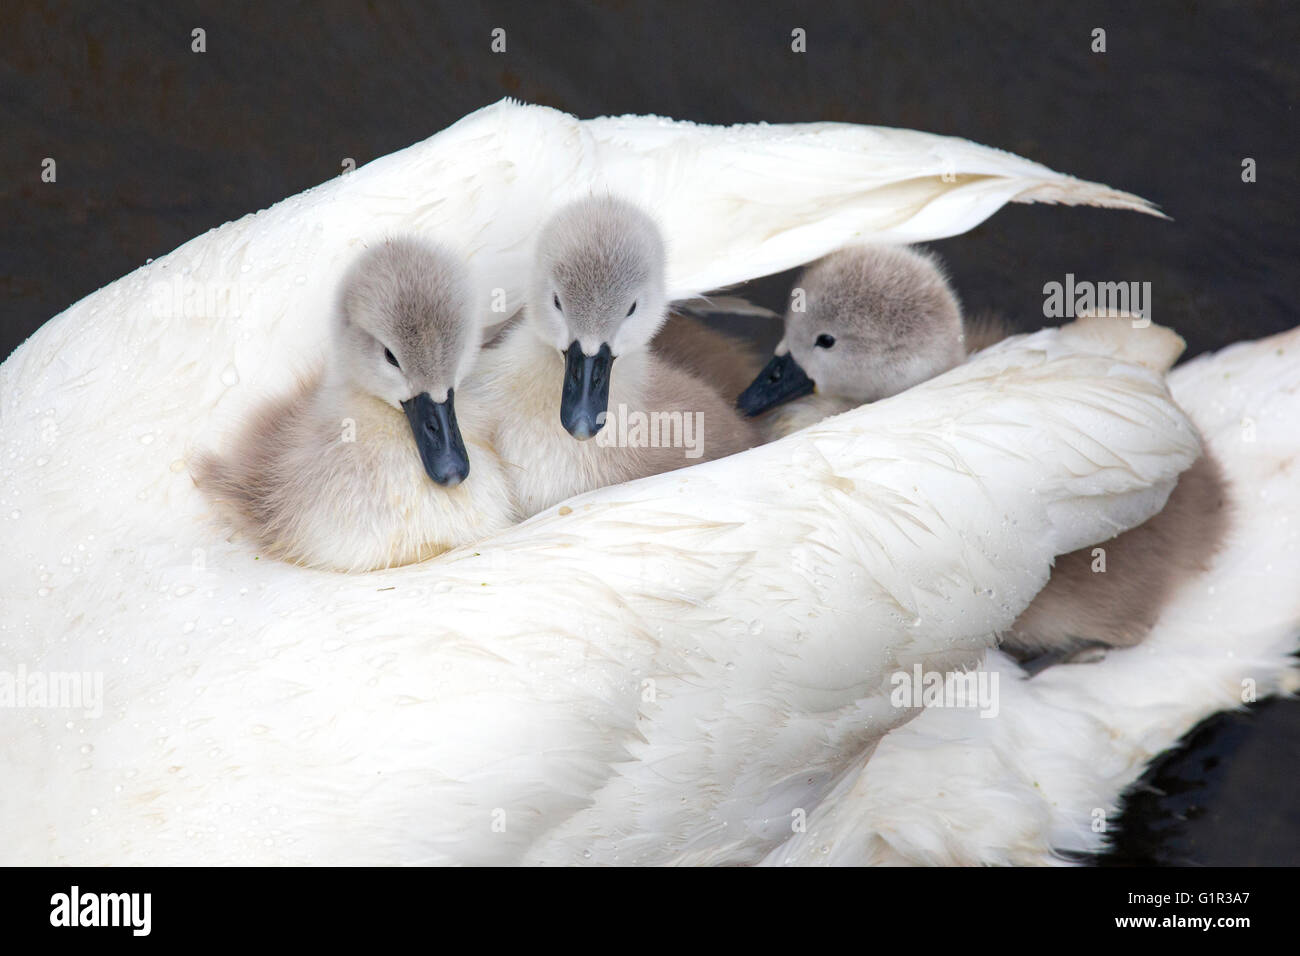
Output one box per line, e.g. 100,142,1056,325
815,333,836,349
553,293,563,313
384,347,401,368
626,301,637,317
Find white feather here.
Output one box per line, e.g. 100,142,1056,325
761,326,1300,866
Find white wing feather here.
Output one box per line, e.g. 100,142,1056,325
762,326,1300,866
586,110,1162,300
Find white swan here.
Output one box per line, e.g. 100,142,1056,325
0,101,1189,865
762,324,1300,865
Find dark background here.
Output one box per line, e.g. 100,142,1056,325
2,0,1297,864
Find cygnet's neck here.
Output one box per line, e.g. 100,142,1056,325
318,360,401,424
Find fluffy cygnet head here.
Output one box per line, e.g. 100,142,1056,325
335,237,480,486
529,195,669,439
737,244,964,416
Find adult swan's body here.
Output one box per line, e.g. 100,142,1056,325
0,101,1187,864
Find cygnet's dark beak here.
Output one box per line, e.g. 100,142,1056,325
736,351,815,417
560,341,614,440
401,389,470,487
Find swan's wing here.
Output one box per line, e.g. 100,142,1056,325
586,111,1162,301
762,325,1300,866
1,100,1160,424
0,99,1176,865
0,318,1198,864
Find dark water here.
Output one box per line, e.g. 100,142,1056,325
2,0,1298,863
